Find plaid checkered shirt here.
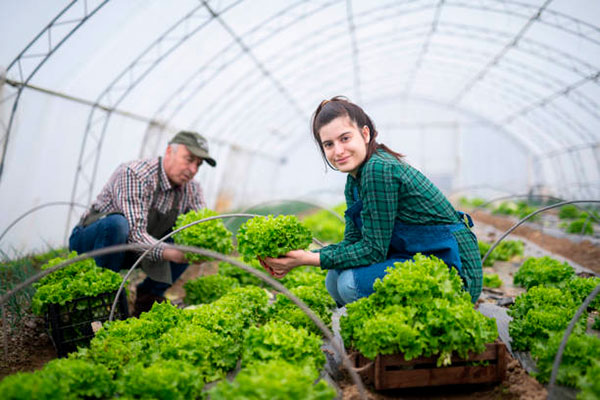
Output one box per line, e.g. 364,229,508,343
80,157,206,261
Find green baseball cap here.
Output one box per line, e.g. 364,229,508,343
169,131,216,167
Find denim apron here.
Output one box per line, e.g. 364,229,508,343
140,157,182,284
345,187,472,297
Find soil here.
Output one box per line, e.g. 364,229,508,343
0,313,56,378
471,210,600,274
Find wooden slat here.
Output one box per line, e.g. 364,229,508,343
375,365,500,390
377,343,499,367
353,342,508,390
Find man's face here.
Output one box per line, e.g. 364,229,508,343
163,144,203,186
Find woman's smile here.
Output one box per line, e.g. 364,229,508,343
319,116,370,176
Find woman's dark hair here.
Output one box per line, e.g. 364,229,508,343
311,96,403,170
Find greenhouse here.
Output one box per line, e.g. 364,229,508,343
1,1,599,399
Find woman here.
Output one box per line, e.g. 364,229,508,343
261,96,482,306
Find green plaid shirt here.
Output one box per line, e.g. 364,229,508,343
319,150,482,301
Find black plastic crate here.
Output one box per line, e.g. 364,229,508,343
45,290,129,357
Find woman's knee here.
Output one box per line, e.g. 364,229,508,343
336,269,360,305
325,270,343,306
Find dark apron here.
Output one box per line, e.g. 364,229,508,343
345,186,471,274
81,158,182,283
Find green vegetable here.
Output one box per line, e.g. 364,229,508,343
0,358,114,400
268,284,336,335
3,286,273,398
157,324,235,381
478,240,524,266
508,286,582,351
280,267,326,289
532,332,600,388
563,276,600,311
31,251,123,315
593,316,600,331
559,205,585,220
483,273,502,288
513,256,575,289
117,359,206,400
301,205,345,243
209,360,336,400
340,254,498,366
578,362,600,400
458,197,486,208
560,218,594,235
242,320,326,372
236,214,313,262
173,208,234,262
492,201,539,221
217,257,266,287
183,274,238,305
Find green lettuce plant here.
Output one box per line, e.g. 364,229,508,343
173,208,234,262
209,359,335,400
236,215,312,262
31,251,123,315
183,274,238,305
340,254,498,366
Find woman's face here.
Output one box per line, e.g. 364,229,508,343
319,116,370,176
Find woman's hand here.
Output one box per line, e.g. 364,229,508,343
261,250,320,279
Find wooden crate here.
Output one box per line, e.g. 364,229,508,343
352,342,507,390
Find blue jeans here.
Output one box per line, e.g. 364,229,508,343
325,258,406,306
69,214,187,297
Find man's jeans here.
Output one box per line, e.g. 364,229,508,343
69,214,187,297
325,258,405,306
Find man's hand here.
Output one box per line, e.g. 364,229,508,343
162,247,187,264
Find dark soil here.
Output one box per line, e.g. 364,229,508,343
0,313,56,378
472,210,600,274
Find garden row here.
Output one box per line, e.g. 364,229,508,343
460,197,599,236
507,256,600,399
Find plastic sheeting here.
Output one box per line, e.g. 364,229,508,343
1,0,599,255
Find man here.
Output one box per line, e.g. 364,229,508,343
69,131,216,316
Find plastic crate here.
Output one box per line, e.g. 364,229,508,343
45,290,129,357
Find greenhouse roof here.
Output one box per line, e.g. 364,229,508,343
1,0,599,254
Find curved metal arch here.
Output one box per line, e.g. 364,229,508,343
402,0,445,97
345,0,363,103
66,0,244,235
37,0,600,225
184,10,600,156
203,1,307,120
139,0,341,158
0,0,110,184
188,5,596,152
272,40,596,161
449,0,600,46
450,0,554,105
147,2,444,152
198,35,560,156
